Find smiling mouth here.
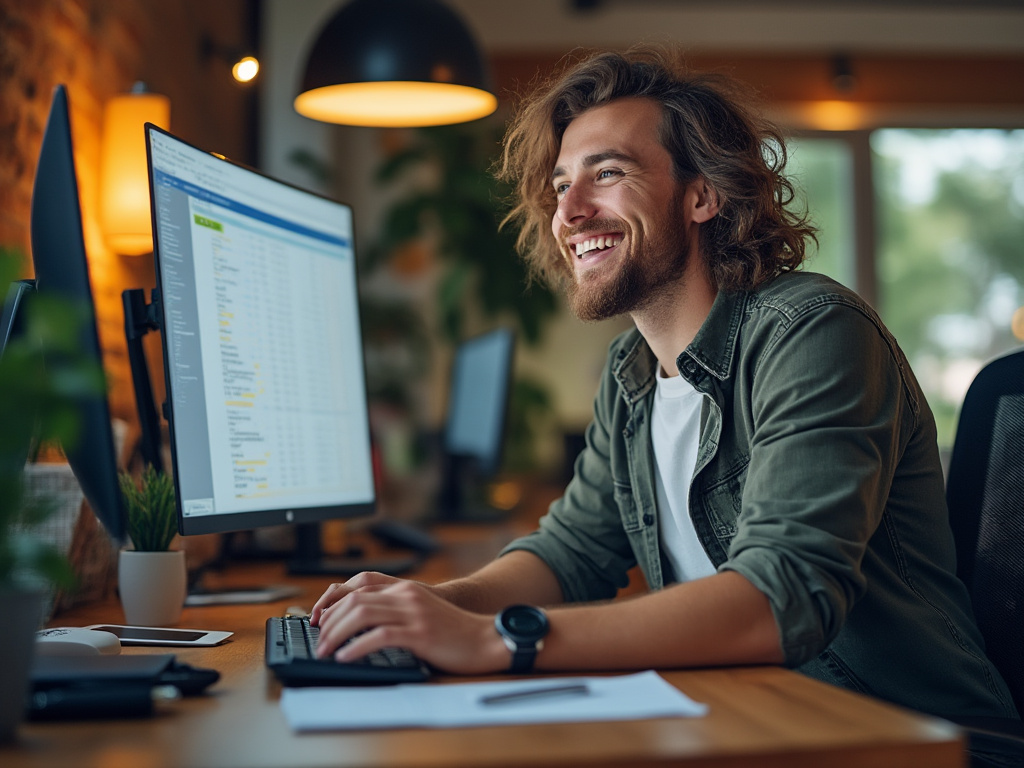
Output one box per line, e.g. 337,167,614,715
574,235,622,259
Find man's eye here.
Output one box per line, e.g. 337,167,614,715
598,169,619,180
555,182,570,196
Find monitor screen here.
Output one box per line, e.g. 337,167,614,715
444,327,515,478
27,84,126,542
146,125,376,536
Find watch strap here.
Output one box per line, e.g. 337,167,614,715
504,637,542,673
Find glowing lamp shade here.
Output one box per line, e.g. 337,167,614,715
295,0,497,128
99,87,170,255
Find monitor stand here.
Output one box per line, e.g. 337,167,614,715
286,523,423,577
185,522,423,605
435,453,509,524
122,287,164,472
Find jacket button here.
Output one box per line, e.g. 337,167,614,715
643,514,654,526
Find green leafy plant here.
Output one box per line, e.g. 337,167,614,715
367,123,558,345
0,247,103,589
119,466,177,552
367,125,562,470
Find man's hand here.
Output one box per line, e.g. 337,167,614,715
309,571,405,627
310,575,511,674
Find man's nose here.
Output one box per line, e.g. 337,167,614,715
555,182,597,226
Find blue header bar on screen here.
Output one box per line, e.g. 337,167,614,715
152,169,350,249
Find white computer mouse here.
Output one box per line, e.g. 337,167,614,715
36,627,121,656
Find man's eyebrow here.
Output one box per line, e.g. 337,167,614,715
550,150,636,184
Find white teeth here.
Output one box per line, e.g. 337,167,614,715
574,236,622,258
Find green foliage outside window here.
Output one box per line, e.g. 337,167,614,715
874,129,1024,448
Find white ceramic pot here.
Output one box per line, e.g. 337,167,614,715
118,550,187,626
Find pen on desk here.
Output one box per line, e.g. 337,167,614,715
478,683,591,706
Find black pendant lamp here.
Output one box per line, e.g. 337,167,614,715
294,0,498,127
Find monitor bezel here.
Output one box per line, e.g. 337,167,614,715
144,124,377,537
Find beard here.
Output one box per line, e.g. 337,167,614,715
563,194,691,322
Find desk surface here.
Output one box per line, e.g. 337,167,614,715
4,507,963,768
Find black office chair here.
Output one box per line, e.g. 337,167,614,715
946,346,1024,766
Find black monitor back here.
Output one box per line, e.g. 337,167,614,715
29,84,126,542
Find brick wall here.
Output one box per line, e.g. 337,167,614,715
0,0,253,445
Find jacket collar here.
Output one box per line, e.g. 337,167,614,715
682,287,746,382
612,285,747,403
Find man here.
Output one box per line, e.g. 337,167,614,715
311,47,1016,723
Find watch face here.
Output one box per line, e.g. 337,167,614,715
498,605,549,641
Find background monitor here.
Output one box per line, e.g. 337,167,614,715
146,125,380,568
436,327,515,521
24,84,126,542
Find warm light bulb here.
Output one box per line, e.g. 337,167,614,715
805,100,865,131
294,81,497,128
232,56,259,83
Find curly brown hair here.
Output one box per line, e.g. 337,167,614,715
496,46,817,292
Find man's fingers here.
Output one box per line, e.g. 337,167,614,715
311,572,404,624
315,595,406,657
310,581,351,624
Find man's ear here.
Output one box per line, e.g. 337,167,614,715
690,179,720,224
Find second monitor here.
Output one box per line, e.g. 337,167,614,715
436,327,516,522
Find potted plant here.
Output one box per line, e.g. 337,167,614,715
0,247,102,742
117,465,184,626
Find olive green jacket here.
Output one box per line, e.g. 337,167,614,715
504,271,1017,720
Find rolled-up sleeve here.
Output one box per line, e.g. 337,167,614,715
720,300,916,667
501,361,637,603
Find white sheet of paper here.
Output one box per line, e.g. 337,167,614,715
280,670,707,731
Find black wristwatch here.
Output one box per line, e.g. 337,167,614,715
495,604,550,673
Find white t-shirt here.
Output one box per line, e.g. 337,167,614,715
651,367,717,583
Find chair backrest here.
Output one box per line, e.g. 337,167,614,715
946,347,1024,714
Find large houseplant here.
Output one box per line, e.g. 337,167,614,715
0,246,103,741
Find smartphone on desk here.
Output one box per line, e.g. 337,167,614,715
86,624,233,647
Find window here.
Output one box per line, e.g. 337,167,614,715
874,129,1024,447
790,129,1024,450
788,137,856,289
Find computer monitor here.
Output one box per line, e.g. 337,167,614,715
11,84,126,542
145,124,389,572
436,327,515,521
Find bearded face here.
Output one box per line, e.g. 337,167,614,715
560,188,690,322
549,99,694,323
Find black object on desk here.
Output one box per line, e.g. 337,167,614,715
29,654,220,720
28,683,179,721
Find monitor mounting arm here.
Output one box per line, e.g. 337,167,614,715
123,287,164,473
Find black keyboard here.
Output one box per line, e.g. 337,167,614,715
265,615,431,686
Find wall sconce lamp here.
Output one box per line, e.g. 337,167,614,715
201,35,261,84
294,0,497,128
831,54,857,94
99,83,170,256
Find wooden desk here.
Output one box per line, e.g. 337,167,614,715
4,512,963,768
